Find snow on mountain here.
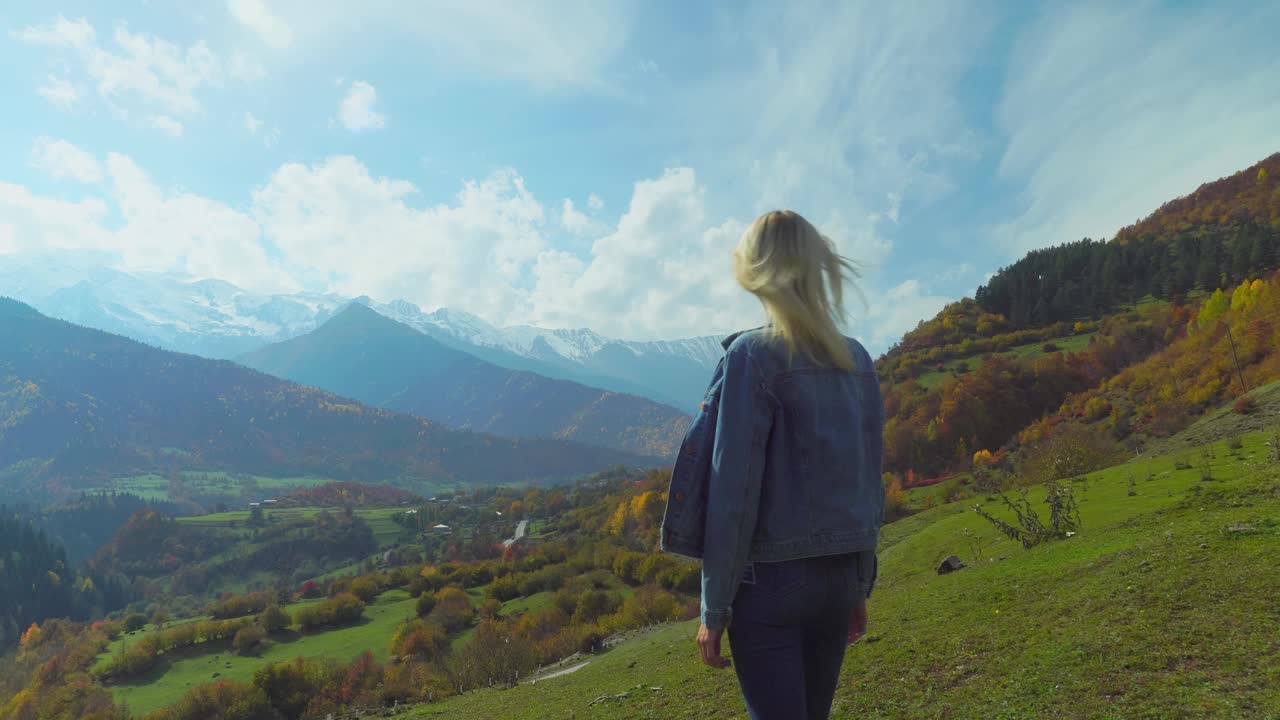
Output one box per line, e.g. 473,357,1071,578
1,261,722,408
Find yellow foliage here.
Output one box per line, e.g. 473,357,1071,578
606,503,630,536
19,623,42,650
972,449,995,467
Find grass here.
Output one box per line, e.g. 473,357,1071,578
403,429,1280,719
176,506,411,548
917,332,1097,390
89,473,334,502
102,590,419,717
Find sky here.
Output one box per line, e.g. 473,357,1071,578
2,0,1278,354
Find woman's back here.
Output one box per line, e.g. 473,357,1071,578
721,328,884,561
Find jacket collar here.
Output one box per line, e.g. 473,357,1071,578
721,326,766,350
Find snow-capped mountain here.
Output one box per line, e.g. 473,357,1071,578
370,298,724,370
1,259,721,410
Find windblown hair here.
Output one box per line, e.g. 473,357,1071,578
733,210,863,371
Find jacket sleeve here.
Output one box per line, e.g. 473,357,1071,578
699,346,773,631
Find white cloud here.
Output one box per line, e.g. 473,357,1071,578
30,137,103,183
858,279,954,350
994,2,1280,254
337,81,386,132
150,115,184,137
227,0,294,49
560,198,604,236
587,193,604,211
36,75,80,108
2,150,940,349
244,111,263,134
15,14,240,135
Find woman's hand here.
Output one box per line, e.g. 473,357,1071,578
847,598,868,644
697,624,731,668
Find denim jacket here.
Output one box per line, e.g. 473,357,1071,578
660,327,885,631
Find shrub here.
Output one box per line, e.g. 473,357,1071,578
294,593,365,630
428,587,475,633
415,591,437,618
972,480,1081,550
123,613,148,633
232,625,265,656
1233,395,1257,414
260,605,291,633
348,576,381,603
390,619,448,661
210,592,271,620
148,680,276,720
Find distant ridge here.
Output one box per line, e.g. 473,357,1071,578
0,298,662,503
239,303,691,458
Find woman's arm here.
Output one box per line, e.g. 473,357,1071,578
699,346,773,632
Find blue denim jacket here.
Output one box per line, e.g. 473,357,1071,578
660,327,885,631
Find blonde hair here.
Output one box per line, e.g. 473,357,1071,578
733,210,863,371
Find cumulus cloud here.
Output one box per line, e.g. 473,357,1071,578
227,0,294,49
858,279,955,350
30,137,103,183
559,198,606,236
2,148,943,349
337,81,386,132
588,193,604,211
14,14,246,135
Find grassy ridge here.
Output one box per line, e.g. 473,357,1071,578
917,331,1097,390
100,591,419,717
176,506,412,548
405,432,1280,719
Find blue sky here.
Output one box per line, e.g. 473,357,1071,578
2,1,1278,354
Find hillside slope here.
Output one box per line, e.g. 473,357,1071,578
0,299,659,503
876,152,1280,479
408,429,1280,719
239,304,690,458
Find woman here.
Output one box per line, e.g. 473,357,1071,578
661,210,885,720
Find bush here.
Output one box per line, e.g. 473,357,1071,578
123,613,148,633
428,587,475,633
232,625,265,656
294,593,366,630
260,605,291,633
390,620,448,661
415,591,437,618
210,592,271,620
148,680,276,720
1233,395,1257,414
348,576,381,603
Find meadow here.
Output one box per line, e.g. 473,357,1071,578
404,426,1279,719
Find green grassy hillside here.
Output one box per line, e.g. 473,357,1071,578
99,590,420,717
404,431,1280,719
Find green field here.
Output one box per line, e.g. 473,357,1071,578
100,590,420,717
177,506,412,548
93,473,333,502
404,429,1280,719
917,332,1097,390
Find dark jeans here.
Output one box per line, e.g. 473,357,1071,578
727,552,869,720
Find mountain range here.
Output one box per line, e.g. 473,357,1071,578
0,298,661,505
238,303,691,458
0,256,720,411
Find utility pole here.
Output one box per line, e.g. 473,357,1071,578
1226,326,1248,394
